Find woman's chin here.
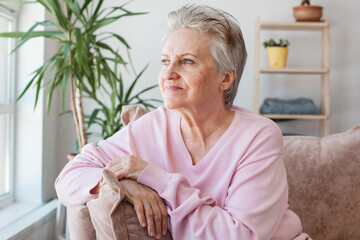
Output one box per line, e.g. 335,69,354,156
164,100,183,110
164,103,177,110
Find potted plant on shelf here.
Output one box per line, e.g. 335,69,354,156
293,0,323,22
263,38,290,68
0,0,159,153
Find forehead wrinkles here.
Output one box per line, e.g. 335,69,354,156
162,29,213,58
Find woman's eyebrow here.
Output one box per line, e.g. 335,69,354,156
161,53,199,58
180,53,198,58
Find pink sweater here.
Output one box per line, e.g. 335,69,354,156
55,106,309,240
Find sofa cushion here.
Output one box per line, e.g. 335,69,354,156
121,104,150,126
67,204,97,240
283,124,360,240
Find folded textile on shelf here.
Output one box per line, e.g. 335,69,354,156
260,98,320,115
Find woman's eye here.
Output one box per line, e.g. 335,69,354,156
161,59,170,65
183,59,193,64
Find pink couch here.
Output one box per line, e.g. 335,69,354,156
283,125,360,240
66,106,360,239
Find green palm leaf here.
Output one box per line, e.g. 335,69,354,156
0,0,160,144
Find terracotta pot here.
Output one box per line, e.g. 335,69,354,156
293,5,323,22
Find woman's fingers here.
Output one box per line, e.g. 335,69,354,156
147,193,168,238
160,201,168,235
105,159,126,180
143,199,156,238
149,200,163,239
111,169,126,181
118,179,168,238
105,155,148,181
133,198,147,227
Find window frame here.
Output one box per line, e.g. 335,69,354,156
0,4,16,208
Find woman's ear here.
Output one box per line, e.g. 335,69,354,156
220,70,236,91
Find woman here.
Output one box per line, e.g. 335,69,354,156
56,4,311,240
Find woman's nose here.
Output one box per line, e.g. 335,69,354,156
163,62,180,80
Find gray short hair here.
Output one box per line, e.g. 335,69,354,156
163,4,247,108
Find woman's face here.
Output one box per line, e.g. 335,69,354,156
159,28,227,112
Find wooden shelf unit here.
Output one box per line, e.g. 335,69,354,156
253,17,330,136
262,114,328,120
259,68,328,74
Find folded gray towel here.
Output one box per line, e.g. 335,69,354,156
260,98,320,114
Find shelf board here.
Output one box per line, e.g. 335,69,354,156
260,21,329,31
259,68,329,74
261,114,329,120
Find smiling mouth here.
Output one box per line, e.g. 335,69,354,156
165,86,183,90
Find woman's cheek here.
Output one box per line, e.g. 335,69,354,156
158,73,164,92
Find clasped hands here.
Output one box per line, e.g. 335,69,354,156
95,155,168,239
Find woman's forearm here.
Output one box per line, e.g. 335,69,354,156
55,135,129,205
55,164,102,205
55,143,111,205
137,158,291,240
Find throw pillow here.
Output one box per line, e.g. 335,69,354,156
121,105,149,126
67,204,97,240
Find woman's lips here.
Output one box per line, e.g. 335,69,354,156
165,85,183,91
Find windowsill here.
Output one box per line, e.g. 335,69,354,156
0,199,58,239
0,202,39,229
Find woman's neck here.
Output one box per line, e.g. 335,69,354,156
179,105,235,164
180,107,233,138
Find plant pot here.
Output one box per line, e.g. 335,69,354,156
293,5,323,22
267,47,288,68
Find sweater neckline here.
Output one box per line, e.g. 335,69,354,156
175,109,239,172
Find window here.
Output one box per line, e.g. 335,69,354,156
0,4,15,208
0,4,58,232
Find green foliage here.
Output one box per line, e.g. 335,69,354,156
0,0,147,112
0,0,161,142
85,63,161,140
263,38,290,48
301,0,310,6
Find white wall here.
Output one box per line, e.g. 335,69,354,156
55,0,360,174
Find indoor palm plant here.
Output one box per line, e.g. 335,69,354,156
0,0,159,150
85,62,159,141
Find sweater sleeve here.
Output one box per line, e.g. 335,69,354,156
55,107,165,205
138,121,298,240
55,129,130,205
